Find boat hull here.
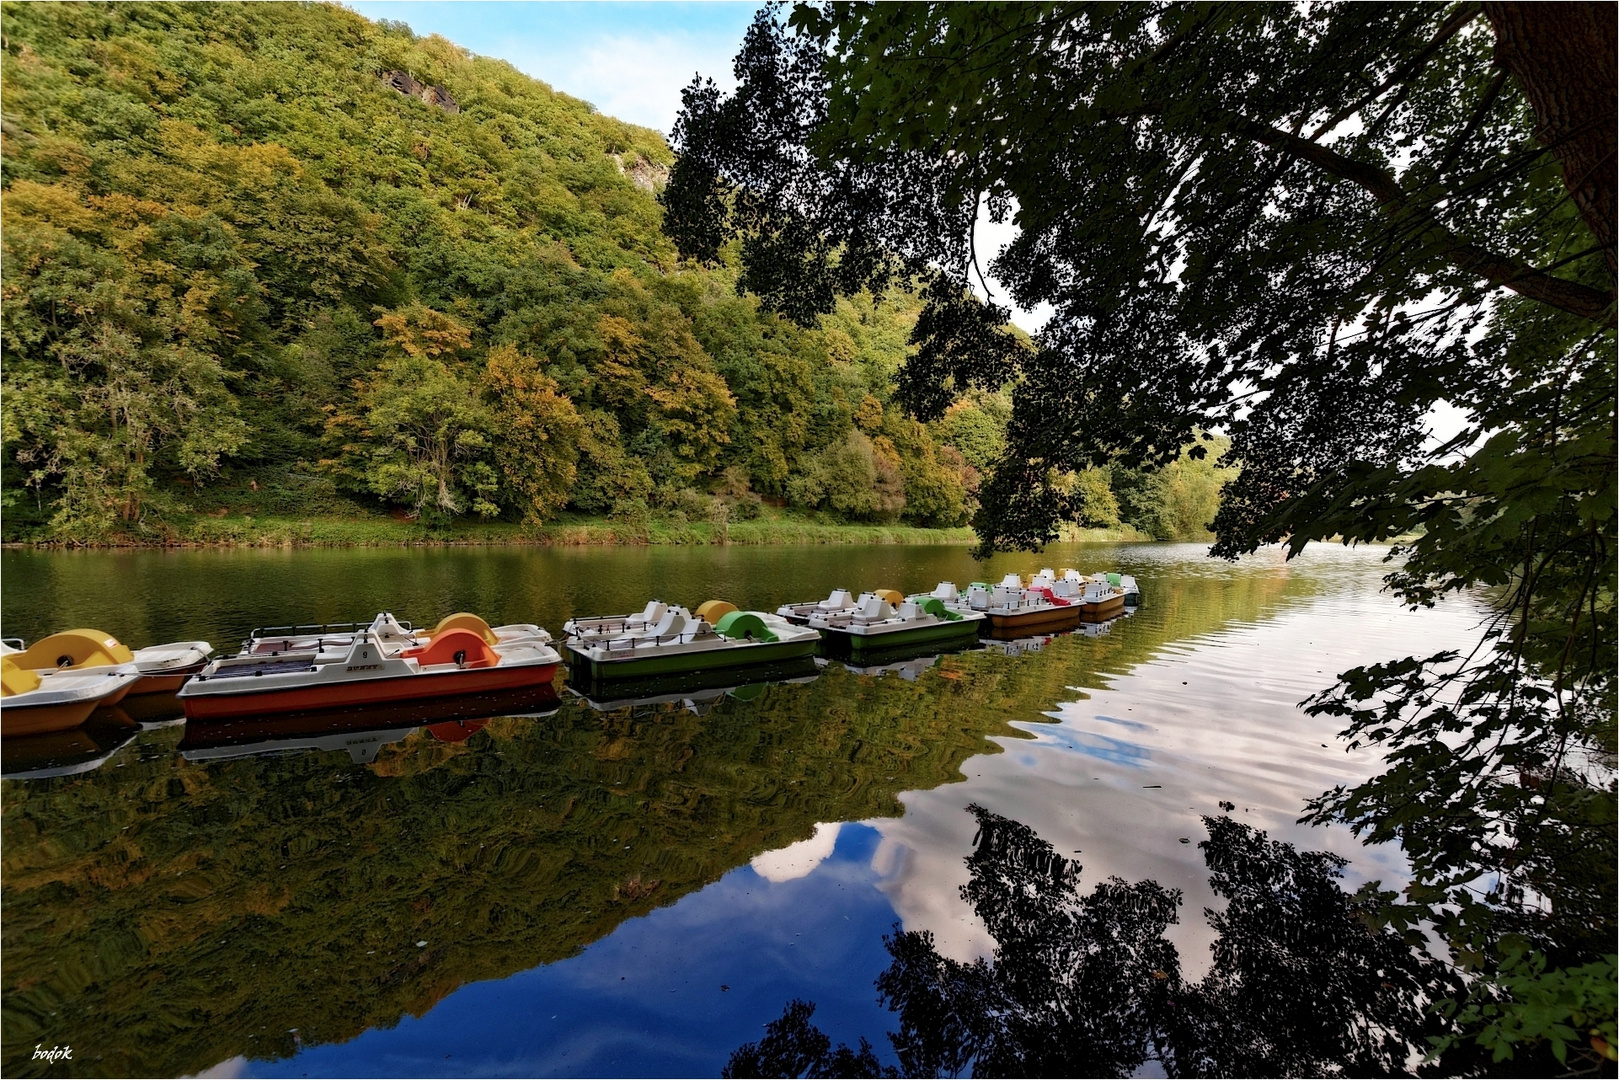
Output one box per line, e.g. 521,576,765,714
565,637,818,682
568,657,820,707
1080,595,1127,622
817,619,981,661
129,663,208,696
0,681,133,737
983,606,1082,636
180,662,560,721
2,698,104,737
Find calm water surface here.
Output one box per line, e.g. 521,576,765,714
0,543,1485,1077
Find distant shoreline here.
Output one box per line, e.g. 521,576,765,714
0,515,1167,551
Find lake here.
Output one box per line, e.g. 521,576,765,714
0,542,1485,1077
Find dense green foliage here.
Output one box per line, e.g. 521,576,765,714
664,2,1615,1069
0,1,1219,546
0,2,953,540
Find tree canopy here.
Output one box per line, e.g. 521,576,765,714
664,1,1616,1067
3,0,1048,541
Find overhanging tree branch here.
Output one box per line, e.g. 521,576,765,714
1232,116,1617,325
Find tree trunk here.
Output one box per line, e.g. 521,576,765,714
1484,2,1617,276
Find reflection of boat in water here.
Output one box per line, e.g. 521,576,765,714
177,683,563,763
809,591,984,661
116,688,187,726
564,601,820,683
1079,612,1127,636
981,633,1057,657
568,657,820,711
179,613,560,720
1,708,140,780
820,650,952,680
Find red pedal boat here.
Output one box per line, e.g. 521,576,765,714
177,613,560,721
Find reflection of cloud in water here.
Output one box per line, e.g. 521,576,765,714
1030,723,1152,769
187,1056,248,1078
751,822,842,882
1092,713,1150,731
865,587,1486,973
870,811,997,963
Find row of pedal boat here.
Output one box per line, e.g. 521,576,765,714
0,568,1136,733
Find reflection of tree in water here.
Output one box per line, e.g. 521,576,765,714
726,805,1469,1078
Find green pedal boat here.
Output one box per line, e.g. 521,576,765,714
563,600,821,683
806,590,985,661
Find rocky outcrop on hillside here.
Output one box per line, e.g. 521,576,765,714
380,69,460,113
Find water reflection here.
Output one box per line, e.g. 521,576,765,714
1,710,139,780
0,544,1484,1077
176,686,563,763
726,807,1466,1079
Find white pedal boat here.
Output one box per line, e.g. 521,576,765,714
179,613,561,721
776,588,860,625
565,602,821,682
241,611,549,658
809,591,984,660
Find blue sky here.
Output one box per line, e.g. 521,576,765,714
345,2,759,134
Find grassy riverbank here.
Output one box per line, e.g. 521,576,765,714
0,513,1179,550
1,509,993,549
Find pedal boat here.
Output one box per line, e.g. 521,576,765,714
1043,568,1138,611
2,629,212,695
1,656,142,736
933,576,1081,636
177,614,561,721
564,601,820,683
808,591,984,661
241,611,549,657
776,589,860,626
1075,577,1128,622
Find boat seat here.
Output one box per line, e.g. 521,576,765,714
818,589,855,610
998,573,1024,589
647,609,683,638
369,613,415,644
856,595,896,622
930,582,959,601
400,628,497,669
967,586,991,611
630,601,667,630
678,620,715,644
896,600,921,620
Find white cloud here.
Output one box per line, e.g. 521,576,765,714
488,32,738,135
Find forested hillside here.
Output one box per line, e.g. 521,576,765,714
0,2,1224,543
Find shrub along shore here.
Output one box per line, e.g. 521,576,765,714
0,511,1168,550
